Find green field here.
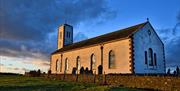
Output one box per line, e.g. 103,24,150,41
0,75,146,91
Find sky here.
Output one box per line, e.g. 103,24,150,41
0,0,180,74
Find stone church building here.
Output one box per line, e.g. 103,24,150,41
50,21,166,74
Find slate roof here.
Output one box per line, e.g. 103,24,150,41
52,21,148,54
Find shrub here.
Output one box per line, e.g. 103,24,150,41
80,67,85,74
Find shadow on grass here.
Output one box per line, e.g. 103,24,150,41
0,83,108,91
0,86,152,91
109,87,155,91
0,85,67,91
0,75,153,91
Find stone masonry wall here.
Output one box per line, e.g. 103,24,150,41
46,74,180,91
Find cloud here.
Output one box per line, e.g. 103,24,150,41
14,67,20,71
0,63,4,66
0,39,50,60
157,11,180,67
22,59,50,67
13,67,29,72
1,65,30,74
22,68,30,72
1,56,49,74
74,32,88,42
8,64,13,66
0,0,116,61
0,0,116,41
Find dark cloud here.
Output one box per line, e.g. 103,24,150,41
22,60,49,67
5,66,30,72
0,63,4,66
0,0,116,41
157,11,180,67
8,64,13,66
172,11,180,35
22,68,30,72
14,67,20,71
41,62,50,66
0,39,53,59
0,0,116,59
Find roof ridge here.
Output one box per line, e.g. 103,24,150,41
128,21,148,37
73,21,148,44
52,21,148,54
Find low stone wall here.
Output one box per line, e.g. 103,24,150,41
45,74,180,91
106,75,180,91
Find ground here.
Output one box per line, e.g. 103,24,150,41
0,74,147,91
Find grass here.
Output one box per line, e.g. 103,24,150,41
0,75,145,91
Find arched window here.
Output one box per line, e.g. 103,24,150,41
109,50,115,69
66,32,68,38
145,51,147,64
148,48,153,66
56,59,60,72
154,53,157,66
60,32,62,39
90,54,96,70
65,58,68,71
76,56,81,70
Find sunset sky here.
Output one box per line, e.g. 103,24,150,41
0,0,180,74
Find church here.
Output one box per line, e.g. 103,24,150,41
50,21,166,74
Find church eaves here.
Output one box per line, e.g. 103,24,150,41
52,21,148,54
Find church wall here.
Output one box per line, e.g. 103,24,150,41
51,54,61,74
133,23,165,74
103,38,132,74
61,45,102,74
51,38,132,74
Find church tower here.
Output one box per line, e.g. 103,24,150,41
57,24,73,49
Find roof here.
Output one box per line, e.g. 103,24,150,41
52,21,148,54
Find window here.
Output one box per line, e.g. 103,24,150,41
148,48,153,66
60,58,62,72
60,32,62,39
65,58,68,71
90,54,96,70
109,50,115,69
66,31,71,38
145,51,147,64
148,29,151,35
56,59,58,71
154,53,157,66
56,59,60,72
68,32,70,38
76,56,81,70
66,32,68,38
69,32,70,38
